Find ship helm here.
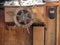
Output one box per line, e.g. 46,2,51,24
14,7,34,28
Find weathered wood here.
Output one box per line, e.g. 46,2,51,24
0,23,32,45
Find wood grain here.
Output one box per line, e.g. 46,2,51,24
57,6,60,45
45,6,56,45
33,26,44,45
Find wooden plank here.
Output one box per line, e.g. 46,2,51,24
45,7,56,45
0,23,5,45
32,6,46,23
56,6,59,45
33,26,44,45
45,2,60,6
57,6,60,45
46,19,56,45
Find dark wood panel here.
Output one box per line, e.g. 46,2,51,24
3,27,32,45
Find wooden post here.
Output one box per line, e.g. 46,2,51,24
56,6,60,45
